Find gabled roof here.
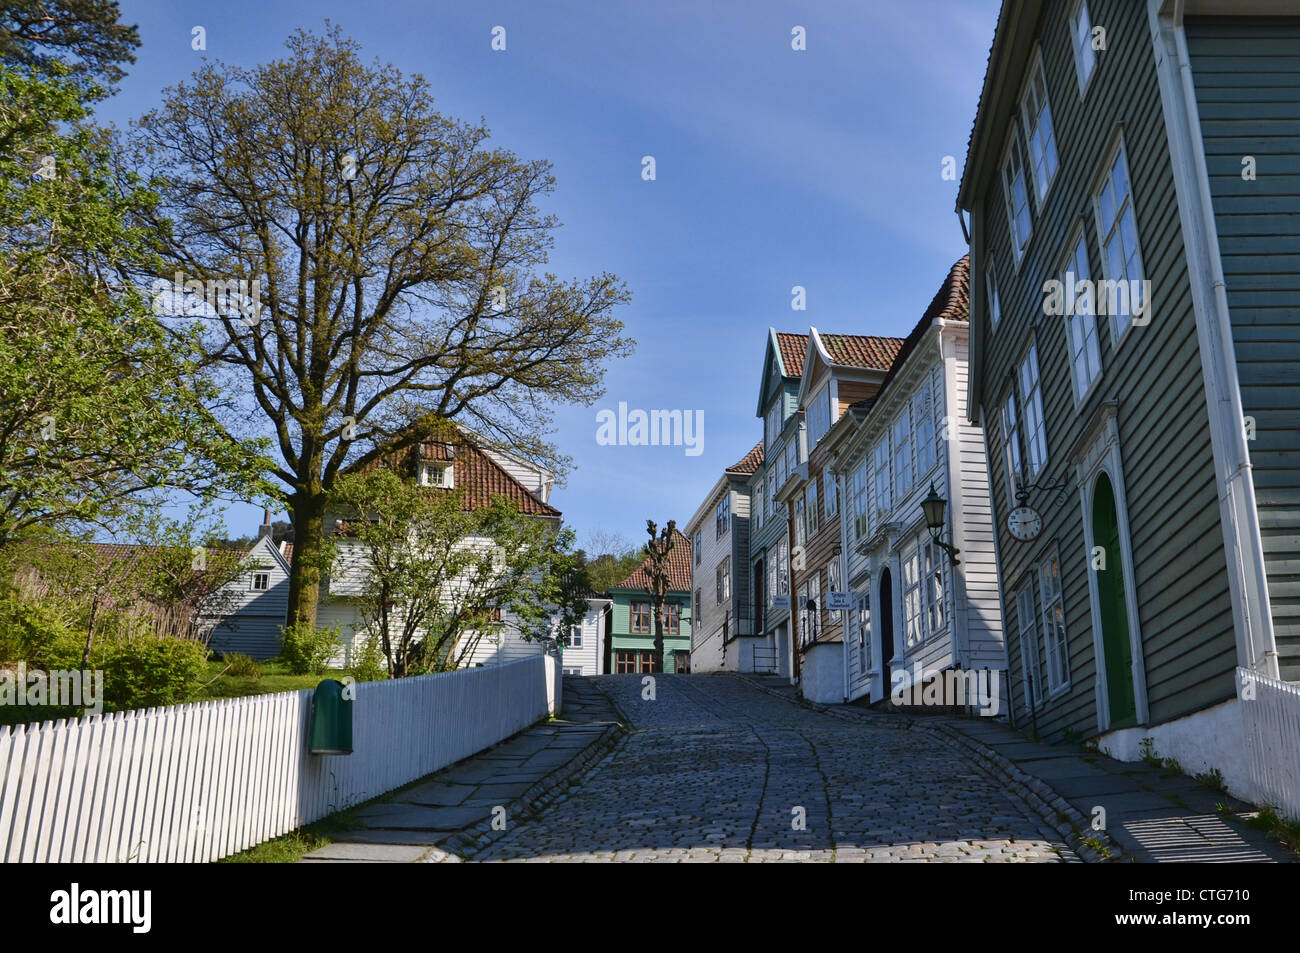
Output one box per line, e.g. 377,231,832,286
726,442,764,476
611,529,692,593
817,333,905,371
775,332,809,378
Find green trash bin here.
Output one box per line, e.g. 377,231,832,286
309,679,353,755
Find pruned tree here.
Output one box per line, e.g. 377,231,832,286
643,519,678,673
125,26,633,632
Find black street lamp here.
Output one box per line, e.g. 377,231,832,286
921,482,961,566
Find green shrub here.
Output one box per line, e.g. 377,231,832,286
279,621,340,675
221,652,261,678
99,638,207,709
349,634,387,683
0,594,72,664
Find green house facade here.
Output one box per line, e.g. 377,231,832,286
607,529,694,673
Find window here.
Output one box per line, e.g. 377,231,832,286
615,651,637,674
1018,346,1048,478
806,385,832,450
419,461,451,487
251,572,270,592
565,625,582,648
784,437,797,477
1016,584,1044,709
716,496,730,539
767,558,778,610
673,651,691,674
631,601,651,634
638,652,655,673
851,459,869,540
695,589,702,627
923,538,949,637
856,592,870,674
794,497,806,548
1064,232,1102,401
716,559,731,605
665,602,682,636
1002,391,1023,506
1069,0,1096,92
892,412,912,502
777,538,789,596
694,532,702,565
763,472,772,522
754,478,764,531
799,571,821,646
1020,53,1059,203
873,438,891,518
487,606,503,623
825,466,838,516
914,382,935,477
986,263,1002,329
1002,132,1033,260
563,668,582,676
903,546,923,649
827,559,842,626
806,481,820,536
1095,141,1146,341
1039,554,1069,693
765,402,783,449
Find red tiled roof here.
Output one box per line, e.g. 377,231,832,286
280,541,294,563
726,442,764,475
418,438,561,517
613,529,692,593
775,332,809,378
819,334,906,371
870,256,970,407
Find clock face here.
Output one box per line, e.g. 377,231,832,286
1008,505,1043,542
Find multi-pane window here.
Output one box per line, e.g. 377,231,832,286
827,559,842,626
251,572,270,592
806,385,832,450
419,462,450,487
665,602,682,636
1069,0,1096,92
914,382,935,477
784,437,797,478
892,413,912,502
986,263,1002,329
931,365,946,464
873,439,891,517
615,650,637,674
1002,133,1033,260
923,538,949,637
694,531,702,565
1016,584,1045,709
565,625,582,648
716,496,730,539
799,570,821,646
851,459,869,540
1064,233,1102,401
753,478,764,531
1020,54,1059,203
1002,391,1023,505
903,546,923,649
1095,142,1146,341
794,497,806,548
1018,346,1048,478
1039,554,1069,693
716,559,731,605
856,593,870,674
806,481,820,536
765,402,783,449
695,589,702,627
824,466,838,516
631,601,651,634
763,472,772,522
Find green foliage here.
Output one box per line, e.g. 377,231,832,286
98,638,207,709
0,590,71,662
0,0,141,92
1195,767,1227,794
349,635,387,683
221,652,260,678
279,621,340,676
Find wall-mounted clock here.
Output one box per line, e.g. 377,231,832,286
1007,505,1043,542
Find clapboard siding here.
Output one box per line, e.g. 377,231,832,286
1186,17,1300,681
974,0,1235,739
205,536,290,660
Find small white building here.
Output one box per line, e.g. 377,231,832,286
832,257,1007,708
205,530,293,659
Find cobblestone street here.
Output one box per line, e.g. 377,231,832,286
465,674,1073,863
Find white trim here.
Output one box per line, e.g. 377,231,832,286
1000,126,1034,269
1089,130,1148,352
1059,223,1104,408
1067,0,1100,97
1017,46,1061,209
1145,2,1278,678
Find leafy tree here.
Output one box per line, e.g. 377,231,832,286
579,546,647,595
331,467,588,678
125,26,634,632
0,65,271,547
642,519,678,673
0,0,139,92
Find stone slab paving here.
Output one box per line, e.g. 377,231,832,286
461,674,1075,863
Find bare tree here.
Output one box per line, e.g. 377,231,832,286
643,519,677,673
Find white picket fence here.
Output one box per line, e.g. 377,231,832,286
0,655,560,863
1239,666,1300,821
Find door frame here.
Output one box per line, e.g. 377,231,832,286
1072,402,1149,731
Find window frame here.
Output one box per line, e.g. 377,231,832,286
806,480,820,537
250,571,270,592
1061,226,1103,406
1068,0,1098,95
1001,387,1024,509
1015,582,1044,711
1017,344,1048,480
1038,547,1070,696
1092,134,1147,350
1018,48,1060,207
986,259,1002,331
1000,127,1034,266
630,601,652,634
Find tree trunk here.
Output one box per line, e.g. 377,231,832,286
285,486,328,632
652,598,665,673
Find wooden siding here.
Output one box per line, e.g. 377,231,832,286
973,0,1234,739
1185,17,1300,681
205,537,289,660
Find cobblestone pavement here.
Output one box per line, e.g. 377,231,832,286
464,674,1075,863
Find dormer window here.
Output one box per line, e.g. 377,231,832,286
419,461,452,488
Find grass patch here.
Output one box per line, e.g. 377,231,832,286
1244,805,1300,856
197,659,353,700
219,807,363,864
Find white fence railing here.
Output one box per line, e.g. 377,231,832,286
1239,666,1300,821
0,655,560,863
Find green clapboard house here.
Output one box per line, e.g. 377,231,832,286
956,0,1300,790
607,529,694,673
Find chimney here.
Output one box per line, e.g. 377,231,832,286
257,508,273,540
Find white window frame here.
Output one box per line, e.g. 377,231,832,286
855,591,870,674
827,558,842,627
694,531,702,566
824,465,838,516
1001,389,1023,507
1017,345,1048,479
794,497,806,548
1019,49,1060,206
902,544,923,650
1016,582,1044,710
873,438,891,521
250,571,270,592
565,625,582,648
892,411,912,502
1068,0,1097,95
806,481,820,537
914,381,935,478
1092,135,1147,349
716,496,730,540
419,461,452,488
1062,228,1102,405
1001,128,1034,265
851,458,869,540
922,538,949,639
1038,549,1070,695
986,260,1002,330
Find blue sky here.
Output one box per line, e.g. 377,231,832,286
103,0,998,549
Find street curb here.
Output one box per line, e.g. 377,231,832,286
423,716,628,862
733,671,1123,863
